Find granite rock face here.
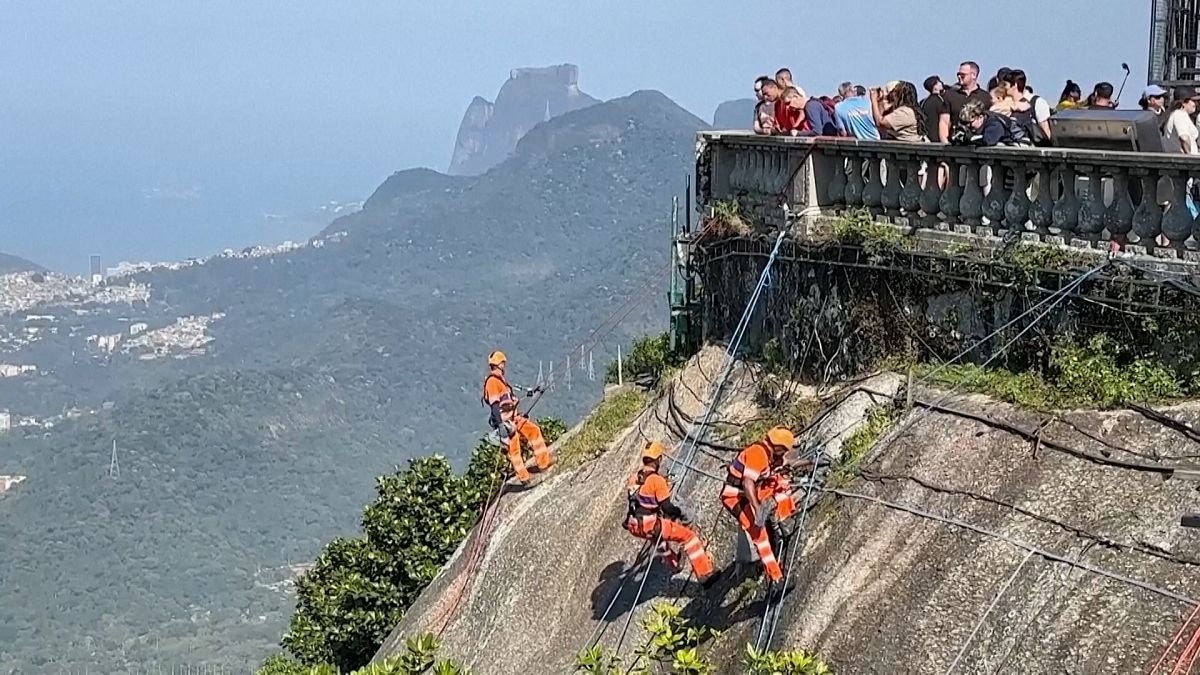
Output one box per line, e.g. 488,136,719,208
447,64,597,176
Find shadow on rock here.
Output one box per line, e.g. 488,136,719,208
589,551,677,622
680,562,773,632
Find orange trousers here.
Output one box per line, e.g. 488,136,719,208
625,515,715,579
505,414,552,482
721,494,783,582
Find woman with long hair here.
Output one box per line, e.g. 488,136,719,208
870,80,926,142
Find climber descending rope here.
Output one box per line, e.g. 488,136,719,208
482,350,553,484
623,440,722,587
587,229,792,663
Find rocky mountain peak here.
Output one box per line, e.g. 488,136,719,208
446,64,598,176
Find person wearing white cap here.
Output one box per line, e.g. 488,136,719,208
1140,84,1169,130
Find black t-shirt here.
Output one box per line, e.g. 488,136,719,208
920,94,948,142
943,86,993,128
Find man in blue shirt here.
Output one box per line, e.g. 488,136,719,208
834,85,880,140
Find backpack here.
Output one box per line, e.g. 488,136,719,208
1012,95,1049,145
998,112,1032,146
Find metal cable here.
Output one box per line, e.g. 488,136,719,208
610,230,789,666
828,488,1199,606
754,262,1107,650
944,550,1037,674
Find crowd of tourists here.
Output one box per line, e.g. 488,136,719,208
750,62,1200,154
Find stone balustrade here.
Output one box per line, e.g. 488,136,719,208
696,131,1200,256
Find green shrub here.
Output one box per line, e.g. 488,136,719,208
828,403,900,488
918,333,1182,410
281,443,505,671
1051,334,1181,407
607,333,684,384
744,645,832,674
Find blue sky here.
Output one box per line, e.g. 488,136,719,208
0,0,1149,272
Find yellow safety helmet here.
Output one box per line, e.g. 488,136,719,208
642,441,666,462
487,350,507,367
765,426,796,451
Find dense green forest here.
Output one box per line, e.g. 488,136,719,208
0,90,705,672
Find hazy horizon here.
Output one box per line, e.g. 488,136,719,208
2,0,1148,273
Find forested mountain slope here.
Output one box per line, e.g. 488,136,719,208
0,90,707,672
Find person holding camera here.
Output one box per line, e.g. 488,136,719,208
869,81,926,142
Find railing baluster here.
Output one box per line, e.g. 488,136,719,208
862,153,884,216
1029,161,1054,236
982,159,1009,235
919,157,943,227
1131,171,1164,250
1104,168,1135,246
960,158,984,228
845,150,865,208
1163,170,1193,249
1077,164,1106,241
882,156,903,217
827,149,847,210
940,157,963,225
900,157,923,218
1004,162,1031,233
1052,164,1081,239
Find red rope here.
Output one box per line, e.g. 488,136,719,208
1149,603,1200,674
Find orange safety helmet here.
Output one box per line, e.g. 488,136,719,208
487,350,507,367
641,441,666,462
765,426,796,451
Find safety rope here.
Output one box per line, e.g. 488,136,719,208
943,549,1036,674
599,229,790,669
828,488,1198,606
434,232,690,639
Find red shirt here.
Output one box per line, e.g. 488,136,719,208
774,99,801,133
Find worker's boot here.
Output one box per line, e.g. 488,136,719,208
701,567,726,590
768,575,797,599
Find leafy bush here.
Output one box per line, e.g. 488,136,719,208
828,212,913,259
606,333,684,384
281,442,505,671
704,200,751,237
1051,334,1181,407
744,645,832,674
578,603,720,675
920,333,1182,411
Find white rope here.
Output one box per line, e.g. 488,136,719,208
944,549,1036,674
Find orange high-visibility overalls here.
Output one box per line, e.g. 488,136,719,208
483,371,552,482
721,442,784,581
625,468,715,579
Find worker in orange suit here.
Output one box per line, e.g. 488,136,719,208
482,350,553,483
721,426,810,588
625,441,722,587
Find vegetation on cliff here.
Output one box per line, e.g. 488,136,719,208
277,422,562,672
0,91,704,671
